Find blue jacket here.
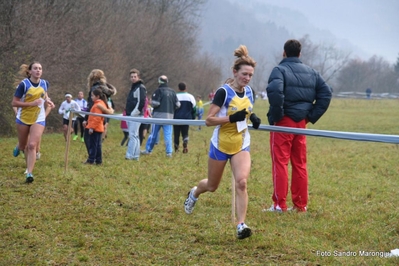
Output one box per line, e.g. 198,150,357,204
266,57,332,125
174,92,196,120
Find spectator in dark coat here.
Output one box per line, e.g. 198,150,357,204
265,39,332,213
125,68,146,161
141,75,180,157
173,82,196,153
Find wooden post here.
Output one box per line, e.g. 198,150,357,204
64,110,74,174
232,173,236,225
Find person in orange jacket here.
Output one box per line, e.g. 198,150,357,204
84,87,114,165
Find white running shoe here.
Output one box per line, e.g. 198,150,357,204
36,152,41,160
140,150,151,155
237,223,252,239
262,206,283,213
288,206,307,212
184,186,197,214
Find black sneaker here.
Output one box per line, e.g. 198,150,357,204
26,173,34,183
237,223,252,240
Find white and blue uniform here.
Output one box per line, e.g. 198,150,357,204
75,98,87,116
210,84,255,155
14,78,49,125
58,100,81,120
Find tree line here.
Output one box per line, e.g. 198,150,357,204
298,35,399,95
0,0,221,136
1,0,398,137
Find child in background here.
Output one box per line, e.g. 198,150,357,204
84,88,114,165
196,95,204,130
139,95,151,146
73,91,87,142
120,110,129,146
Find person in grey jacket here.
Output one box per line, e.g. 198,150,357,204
142,75,180,157
265,39,332,213
125,68,146,161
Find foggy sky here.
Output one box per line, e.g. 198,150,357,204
256,0,399,63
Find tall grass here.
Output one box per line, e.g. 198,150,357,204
1,98,399,265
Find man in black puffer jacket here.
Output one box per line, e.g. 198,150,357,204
265,39,332,213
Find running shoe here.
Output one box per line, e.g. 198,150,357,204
288,206,307,212
262,206,284,213
13,146,20,157
237,223,252,239
26,173,34,183
183,142,188,153
184,186,197,214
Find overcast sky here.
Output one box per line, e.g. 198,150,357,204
252,0,399,63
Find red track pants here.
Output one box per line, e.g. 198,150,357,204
270,116,308,211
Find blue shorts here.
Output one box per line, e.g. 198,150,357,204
209,142,250,161
16,118,45,127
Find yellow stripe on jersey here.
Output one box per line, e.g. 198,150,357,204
218,96,251,153
216,86,253,154
20,86,46,125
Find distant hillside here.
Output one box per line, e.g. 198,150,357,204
198,0,292,84
232,0,359,55
198,0,362,88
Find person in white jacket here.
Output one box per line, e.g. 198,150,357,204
58,93,81,141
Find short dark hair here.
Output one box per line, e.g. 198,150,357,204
284,39,301,57
178,82,186,91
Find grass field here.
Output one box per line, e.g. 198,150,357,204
1,98,399,265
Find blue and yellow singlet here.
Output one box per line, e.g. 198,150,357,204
15,78,48,125
210,84,254,154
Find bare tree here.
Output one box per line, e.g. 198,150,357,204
250,55,271,95
182,52,222,98
335,56,398,94
0,0,218,136
299,35,351,84
335,58,368,93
